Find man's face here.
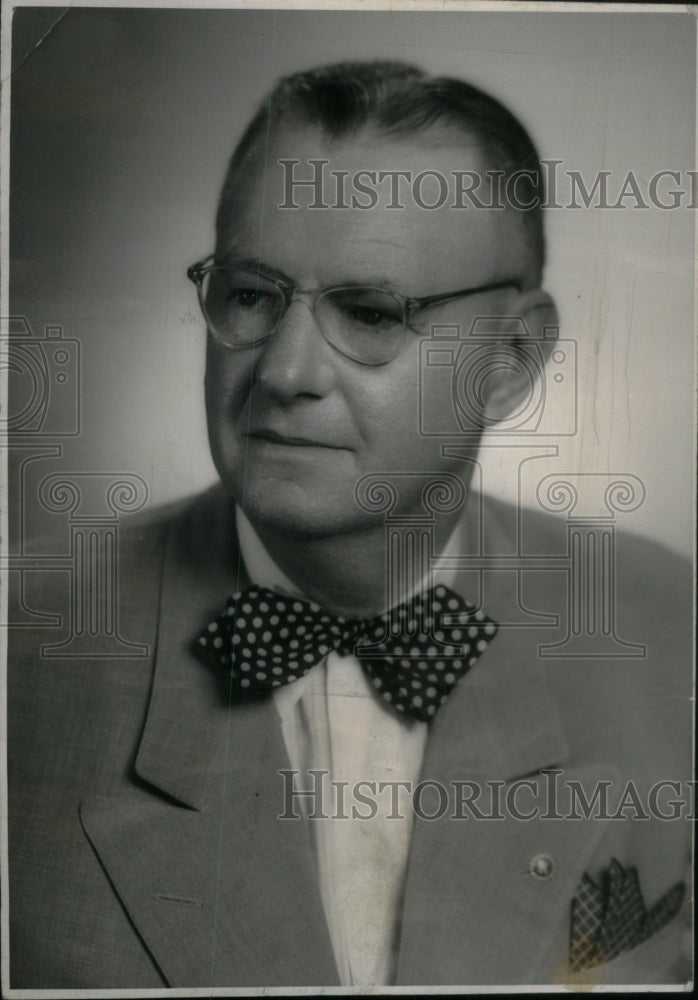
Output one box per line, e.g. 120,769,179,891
205,124,526,536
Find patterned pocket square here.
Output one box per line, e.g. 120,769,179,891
569,858,685,972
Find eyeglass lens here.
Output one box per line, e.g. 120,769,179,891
202,265,407,364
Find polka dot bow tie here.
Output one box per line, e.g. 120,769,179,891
197,584,498,722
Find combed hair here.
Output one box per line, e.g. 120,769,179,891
216,60,546,279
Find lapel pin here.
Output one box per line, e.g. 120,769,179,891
530,854,555,879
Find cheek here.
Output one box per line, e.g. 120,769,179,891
204,339,253,426
350,358,423,450
204,344,256,495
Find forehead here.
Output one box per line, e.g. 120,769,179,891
217,124,525,293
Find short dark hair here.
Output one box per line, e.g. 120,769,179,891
216,60,546,281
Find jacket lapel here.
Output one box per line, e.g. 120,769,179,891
80,490,338,986
80,697,337,987
396,630,617,985
397,498,618,984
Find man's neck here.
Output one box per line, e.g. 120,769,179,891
239,507,465,619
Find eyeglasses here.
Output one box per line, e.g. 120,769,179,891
187,256,521,367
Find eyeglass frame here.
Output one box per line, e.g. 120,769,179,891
187,254,522,367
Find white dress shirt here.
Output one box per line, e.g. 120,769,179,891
236,506,463,986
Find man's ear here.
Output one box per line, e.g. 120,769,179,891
482,289,560,425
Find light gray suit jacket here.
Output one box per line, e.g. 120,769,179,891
7,487,693,988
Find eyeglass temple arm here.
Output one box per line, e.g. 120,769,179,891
406,279,521,315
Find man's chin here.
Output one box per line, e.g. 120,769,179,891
234,478,367,539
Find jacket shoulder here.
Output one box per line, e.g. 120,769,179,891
481,492,691,608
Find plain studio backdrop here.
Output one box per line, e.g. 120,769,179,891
8,6,696,555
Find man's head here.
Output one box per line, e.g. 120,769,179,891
217,61,546,287
201,61,558,537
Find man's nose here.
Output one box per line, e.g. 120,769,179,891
253,298,336,401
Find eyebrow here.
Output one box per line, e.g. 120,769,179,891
342,274,404,293
214,254,405,294
215,254,292,284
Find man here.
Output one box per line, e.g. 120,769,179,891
7,61,692,989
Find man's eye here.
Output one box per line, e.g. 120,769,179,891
331,291,403,331
345,304,397,328
225,285,276,309
218,282,279,314
228,287,266,308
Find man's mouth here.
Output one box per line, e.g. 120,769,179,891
247,428,347,449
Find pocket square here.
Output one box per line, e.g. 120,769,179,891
569,858,685,972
